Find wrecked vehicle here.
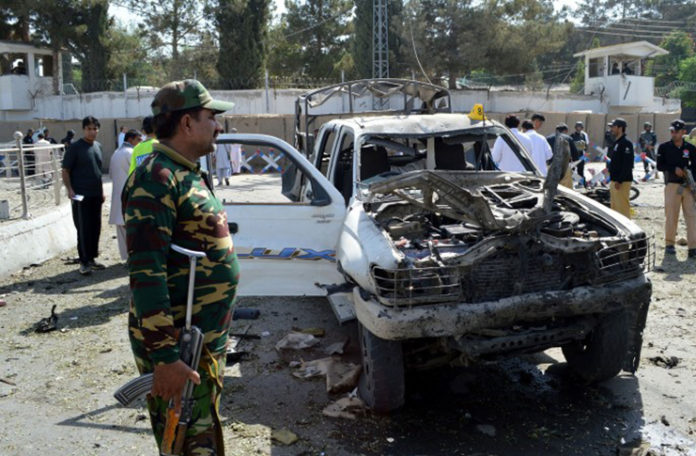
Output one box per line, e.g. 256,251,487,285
218,79,653,413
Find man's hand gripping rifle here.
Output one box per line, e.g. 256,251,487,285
114,244,206,456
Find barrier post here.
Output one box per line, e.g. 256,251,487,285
52,145,62,205
14,131,29,219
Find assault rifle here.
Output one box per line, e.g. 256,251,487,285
113,244,206,456
684,168,696,207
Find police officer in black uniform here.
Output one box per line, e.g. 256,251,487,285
607,118,634,218
656,119,696,257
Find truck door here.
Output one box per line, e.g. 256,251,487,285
215,133,346,296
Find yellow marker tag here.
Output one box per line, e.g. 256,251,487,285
468,103,487,121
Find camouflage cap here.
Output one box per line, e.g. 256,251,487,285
151,79,235,116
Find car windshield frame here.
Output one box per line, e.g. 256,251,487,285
356,125,541,199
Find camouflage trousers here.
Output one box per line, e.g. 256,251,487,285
129,310,226,455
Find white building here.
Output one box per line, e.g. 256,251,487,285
574,41,671,113
0,41,62,121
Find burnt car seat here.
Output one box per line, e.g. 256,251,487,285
435,140,473,170
360,145,390,180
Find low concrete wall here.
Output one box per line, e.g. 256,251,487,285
0,201,75,278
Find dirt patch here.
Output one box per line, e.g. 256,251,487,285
0,176,695,455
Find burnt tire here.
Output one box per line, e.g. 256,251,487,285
357,321,405,413
562,310,629,383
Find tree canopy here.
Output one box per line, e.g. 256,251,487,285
0,0,694,105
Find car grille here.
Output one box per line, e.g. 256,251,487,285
371,235,653,307
593,235,655,284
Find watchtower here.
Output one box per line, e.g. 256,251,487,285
573,40,668,111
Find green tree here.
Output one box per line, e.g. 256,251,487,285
351,0,372,79
215,0,270,89
401,0,570,89
107,25,154,88
652,30,695,87
129,0,209,79
678,56,696,108
269,0,353,80
32,0,112,93
70,1,112,92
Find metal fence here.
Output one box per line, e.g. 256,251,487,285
0,133,65,220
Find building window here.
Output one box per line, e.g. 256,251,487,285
588,58,604,78
1,53,28,76
35,55,53,77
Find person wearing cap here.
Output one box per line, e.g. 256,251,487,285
603,122,615,151
656,119,696,257
639,121,657,180
546,123,579,189
570,121,589,186
128,116,158,174
523,117,553,176
491,114,533,172
122,79,238,454
607,118,634,218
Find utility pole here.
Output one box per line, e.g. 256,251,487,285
372,0,389,109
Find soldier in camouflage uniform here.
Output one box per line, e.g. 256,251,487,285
639,121,658,179
122,79,238,455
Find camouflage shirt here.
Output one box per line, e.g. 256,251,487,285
122,142,239,365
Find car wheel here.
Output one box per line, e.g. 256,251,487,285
357,321,405,413
561,310,629,383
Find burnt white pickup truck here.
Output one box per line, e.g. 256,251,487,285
219,79,653,412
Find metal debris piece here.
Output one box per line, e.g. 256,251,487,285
293,327,325,337
275,332,320,351
543,133,570,213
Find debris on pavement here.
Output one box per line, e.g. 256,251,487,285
616,440,655,456
271,427,298,445
232,307,260,320
323,339,348,355
0,298,6,307
323,395,366,420
293,327,325,337
34,304,58,333
275,331,320,351
649,356,680,369
291,356,362,393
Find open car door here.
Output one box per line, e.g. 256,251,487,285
214,134,346,296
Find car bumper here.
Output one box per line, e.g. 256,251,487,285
353,275,651,340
